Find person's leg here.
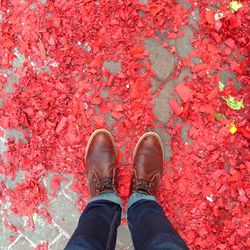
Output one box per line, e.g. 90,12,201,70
65,193,122,250
127,193,188,250
65,129,121,250
128,132,188,250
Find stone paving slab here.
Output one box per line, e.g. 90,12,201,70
0,178,135,250
24,215,60,247
49,194,80,237
49,235,69,250
144,38,175,81
116,225,134,250
9,237,33,250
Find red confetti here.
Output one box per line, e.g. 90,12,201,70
50,175,63,191
207,87,220,100
55,116,67,134
191,64,207,73
0,0,249,249
0,116,9,128
224,38,236,49
205,9,215,25
169,99,183,115
175,83,193,102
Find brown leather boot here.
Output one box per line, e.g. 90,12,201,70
85,129,117,197
130,132,164,197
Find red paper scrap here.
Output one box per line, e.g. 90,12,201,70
107,75,114,86
114,104,123,112
207,87,219,100
111,111,124,120
55,116,67,134
175,83,193,102
192,64,207,73
0,116,9,128
50,176,63,191
167,33,177,39
169,99,183,115
224,38,236,49
205,9,215,25
131,46,144,59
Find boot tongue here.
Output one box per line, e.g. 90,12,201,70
132,178,151,195
98,177,115,195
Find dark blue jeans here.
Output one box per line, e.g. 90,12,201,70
65,199,188,250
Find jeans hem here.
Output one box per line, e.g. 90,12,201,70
88,192,123,209
126,192,157,218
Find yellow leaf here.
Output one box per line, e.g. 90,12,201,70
230,1,243,12
229,123,237,134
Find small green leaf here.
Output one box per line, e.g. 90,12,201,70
230,1,243,12
218,81,225,91
215,113,227,121
223,96,244,110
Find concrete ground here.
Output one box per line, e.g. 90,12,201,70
0,0,236,249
